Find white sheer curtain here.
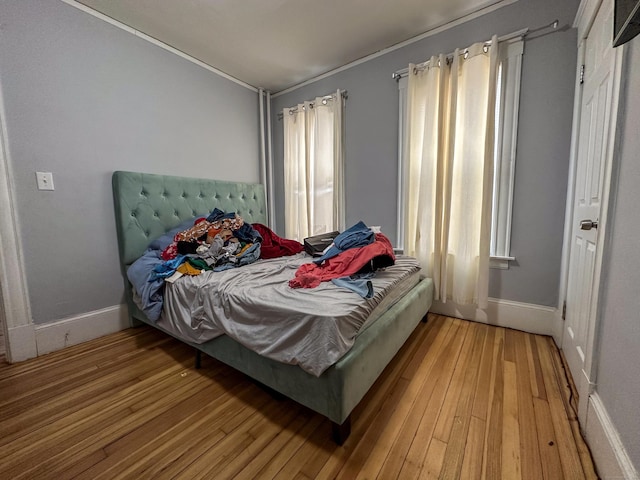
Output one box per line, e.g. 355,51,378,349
283,90,345,241
405,37,498,307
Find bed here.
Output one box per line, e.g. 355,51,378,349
112,170,433,444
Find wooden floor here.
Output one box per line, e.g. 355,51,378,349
0,314,598,479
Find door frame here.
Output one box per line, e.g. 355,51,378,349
0,75,37,363
558,0,624,425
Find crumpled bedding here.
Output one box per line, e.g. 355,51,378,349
126,215,421,376
158,253,421,376
127,216,267,322
126,218,195,322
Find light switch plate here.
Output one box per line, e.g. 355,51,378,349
36,172,55,191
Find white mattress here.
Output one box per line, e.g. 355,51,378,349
156,253,421,376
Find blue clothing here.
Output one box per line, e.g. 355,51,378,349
313,221,374,264
331,272,375,298
126,249,165,321
233,222,262,244
150,255,187,280
213,242,261,271
206,208,237,222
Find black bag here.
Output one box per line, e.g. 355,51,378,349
303,231,340,257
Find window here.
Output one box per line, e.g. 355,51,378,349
282,90,345,241
397,38,523,269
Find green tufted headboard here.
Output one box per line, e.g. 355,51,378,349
112,171,267,267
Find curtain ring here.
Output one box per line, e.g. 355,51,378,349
483,45,489,53
322,98,327,105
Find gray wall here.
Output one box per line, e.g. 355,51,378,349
595,39,640,471
271,0,579,307
0,1,260,324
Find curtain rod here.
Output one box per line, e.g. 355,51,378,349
277,90,348,120
392,19,559,80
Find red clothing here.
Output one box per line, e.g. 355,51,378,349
289,233,395,289
252,223,304,259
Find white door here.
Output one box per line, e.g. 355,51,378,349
562,0,618,421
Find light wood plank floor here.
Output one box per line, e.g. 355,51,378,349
0,314,597,479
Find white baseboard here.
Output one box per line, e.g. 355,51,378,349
34,304,129,356
431,297,559,338
6,323,37,362
586,393,639,480
551,310,565,348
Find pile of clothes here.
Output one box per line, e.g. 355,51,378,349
154,209,309,281
127,208,304,321
289,221,395,298
158,208,260,272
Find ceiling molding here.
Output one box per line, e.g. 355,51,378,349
60,0,521,95
272,0,519,97
60,0,259,92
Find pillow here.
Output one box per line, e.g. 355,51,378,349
148,218,199,251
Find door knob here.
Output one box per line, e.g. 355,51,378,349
580,219,598,230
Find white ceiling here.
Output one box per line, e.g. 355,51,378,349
76,0,509,93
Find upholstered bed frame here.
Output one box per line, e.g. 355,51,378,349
112,170,434,443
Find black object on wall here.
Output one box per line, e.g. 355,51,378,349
614,0,640,47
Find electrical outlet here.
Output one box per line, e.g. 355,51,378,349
36,172,54,191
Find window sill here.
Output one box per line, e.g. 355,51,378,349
396,249,514,270
490,256,516,270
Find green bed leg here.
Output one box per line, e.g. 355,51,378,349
332,416,351,445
